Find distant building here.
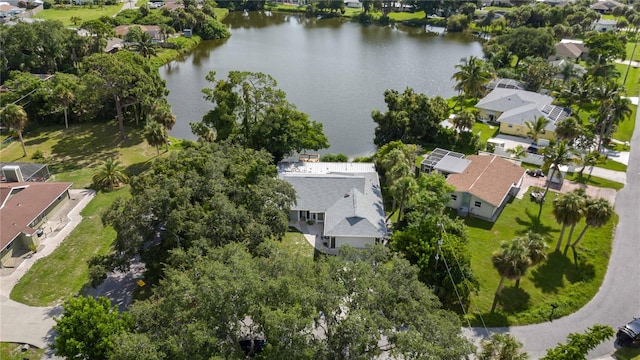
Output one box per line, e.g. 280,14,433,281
550,40,589,61
590,0,625,13
592,18,618,32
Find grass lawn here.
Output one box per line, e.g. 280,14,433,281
617,63,640,98
1,122,169,306
564,173,624,190
596,158,627,172
613,104,637,143
472,121,500,145
0,343,45,360
34,4,123,27
283,228,315,259
626,41,640,62
464,189,617,326
388,11,426,21
615,347,640,360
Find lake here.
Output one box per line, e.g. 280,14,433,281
161,11,484,158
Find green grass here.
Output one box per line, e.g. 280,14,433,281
464,189,617,326
0,122,164,188
388,10,425,21
34,4,123,26
612,104,637,143
617,63,640,98
596,158,627,172
564,172,625,190
10,189,126,306
0,343,45,360
614,347,640,360
1,122,168,306
282,229,315,258
626,41,640,62
472,121,500,144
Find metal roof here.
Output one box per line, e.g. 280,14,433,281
421,148,466,170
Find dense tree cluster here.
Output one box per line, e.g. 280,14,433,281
97,142,296,276
193,71,329,162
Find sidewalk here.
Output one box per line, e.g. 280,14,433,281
0,189,95,349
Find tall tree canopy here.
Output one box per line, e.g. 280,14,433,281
371,88,448,146
99,142,296,276
489,27,555,68
125,242,475,360
197,71,329,162
79,51,168,140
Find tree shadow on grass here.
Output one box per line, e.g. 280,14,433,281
498,286,531,313
467,310,510,327
24,136,49,146
50,122,121,171
530,251,571,293
125,160,154,178
514,207,557,237
565,248,596,283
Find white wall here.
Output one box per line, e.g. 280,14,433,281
335,236,375,249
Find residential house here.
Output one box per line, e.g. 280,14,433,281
592,18,617,32
550,39,589,61
590,0,625,13
278,162,387,253
344,0,362,8
475,88,571,140
0,181,72,266
446,154,526,222
114,25,164,43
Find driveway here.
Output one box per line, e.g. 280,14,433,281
467,101,640,359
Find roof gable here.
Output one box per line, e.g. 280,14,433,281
475,88,554,113
446,155,525,207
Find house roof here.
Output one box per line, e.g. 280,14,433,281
0,162,49,182
0,182,72,252
475,88,554,113
113,25,161,37
594,18,617,26
554,42,586,59
590,0,625,10
279,162,387,238
486,78,525,91
434,155,471,174
421,148,466,170
447,155,526,207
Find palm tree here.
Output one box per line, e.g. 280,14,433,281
554,116,581,143
452,109,476,133
54,85,75,130
92,158,129,191
539,141,576,219
479,333,528,360
575,150,600,177
150,101,176,151
144,121,168,155
1,104,28,157
452,56,495,102
570,197,614,250
559,60,578,83
552,191,585,252
525,117,550,143
134,32,158,59
507,145,526,160
514,232,548,287
491,238,531,312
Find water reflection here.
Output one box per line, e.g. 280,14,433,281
162,11,483,157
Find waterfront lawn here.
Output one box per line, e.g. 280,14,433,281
388,11,426,21
0,343,45,360
34,4,123,26
464,189,616,326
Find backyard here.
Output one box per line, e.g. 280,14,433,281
463,189,617,326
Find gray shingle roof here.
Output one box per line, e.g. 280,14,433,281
279,162,387,238
475,88,554,113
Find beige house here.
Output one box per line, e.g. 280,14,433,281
550,40,589,61
0,181,72,266
475,88,571,141
446,154,526,222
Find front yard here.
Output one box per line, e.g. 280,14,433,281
464,189,617,326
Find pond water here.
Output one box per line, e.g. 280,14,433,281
161,11,484,158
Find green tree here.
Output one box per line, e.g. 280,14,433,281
552,190,586,252
554,116,582,143
491,27,555,68
479,333,529,360
372,88,448,146
92,158,129,191
540,141,576,211
100,143,296,275
0,104,28,157
525,117,551,142
53,296,131,360
320,153,349,162
575,150,600,177
491,238,531,312
144,121,168,155
542,325,613,360
570,197,613,250
378,144,418,223
198,71,328,162
133,31,158,58
584,31,626,65
453,109,476,133
508,145,527,160
80,51,168,140
452,56,494,101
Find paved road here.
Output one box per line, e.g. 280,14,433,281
466,102,640,359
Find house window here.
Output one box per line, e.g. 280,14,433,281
508,124,513,128
450,194,457,201
330,237,336,249
474,201,482,208
316,212,325,222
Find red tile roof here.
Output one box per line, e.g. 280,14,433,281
447,155,526,207
1,182,72,251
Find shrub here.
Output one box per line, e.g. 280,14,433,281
198,18,231,40
321,153,349,162
31,149,45,160
43,0,52,8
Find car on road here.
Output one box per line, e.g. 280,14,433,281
616,318,640,347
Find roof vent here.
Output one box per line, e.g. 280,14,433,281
344,193,350,198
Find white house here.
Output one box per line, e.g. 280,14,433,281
446,154,526,222
278,162,388,253
592,18,617,32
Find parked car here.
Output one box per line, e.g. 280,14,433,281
616,318,640,347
